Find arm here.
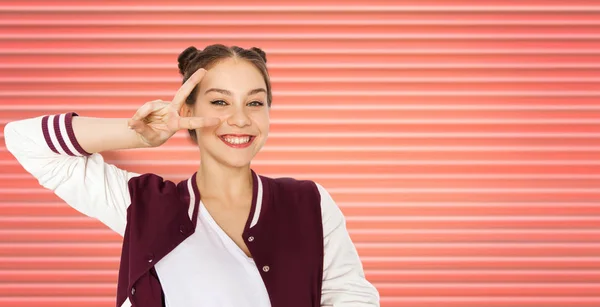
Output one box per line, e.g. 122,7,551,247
316,182,381,306
4,112,146,236
5,69,221,236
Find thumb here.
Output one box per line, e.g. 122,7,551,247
128,119,149,135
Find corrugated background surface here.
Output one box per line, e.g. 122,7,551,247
1,1,600,306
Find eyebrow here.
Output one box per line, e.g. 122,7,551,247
204,88,267,96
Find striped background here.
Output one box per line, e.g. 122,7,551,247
1,1,600,306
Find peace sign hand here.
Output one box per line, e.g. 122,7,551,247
127,68,221,148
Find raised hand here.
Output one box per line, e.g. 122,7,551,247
127,68,221,147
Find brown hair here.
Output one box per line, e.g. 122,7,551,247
177,44,272,143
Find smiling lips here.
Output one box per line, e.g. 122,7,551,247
219,134,255,148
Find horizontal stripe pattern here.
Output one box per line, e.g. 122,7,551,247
40,112,90,157
1,1,599,307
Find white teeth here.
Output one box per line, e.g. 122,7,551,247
223,136,251,145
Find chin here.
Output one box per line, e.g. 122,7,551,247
214,151,255,168
221,158,252,169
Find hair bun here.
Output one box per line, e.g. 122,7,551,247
250,47,267,63
177,46,199,76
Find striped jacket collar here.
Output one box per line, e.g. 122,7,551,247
184,168,266,230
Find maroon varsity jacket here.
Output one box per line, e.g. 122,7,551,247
118,170,324,306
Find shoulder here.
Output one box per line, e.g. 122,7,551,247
264,175,339,218
127,172,183,202
265,176,345,237
127,172,163,190
263,175,323,207
268,175,319,195
125,173,192,224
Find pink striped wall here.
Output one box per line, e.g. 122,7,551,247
1,1,600,306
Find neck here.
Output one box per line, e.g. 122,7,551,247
195,159,253,207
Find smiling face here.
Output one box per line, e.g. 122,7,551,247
185,57,270,168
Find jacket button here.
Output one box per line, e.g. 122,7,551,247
248,236,254,242
146,253,154,263
179,225,187,235
262,265,270,272
131,286,136,295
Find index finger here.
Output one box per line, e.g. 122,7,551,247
171,68,207,110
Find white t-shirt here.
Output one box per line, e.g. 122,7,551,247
155,198,271,307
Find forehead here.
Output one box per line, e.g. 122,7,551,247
200,58,266,91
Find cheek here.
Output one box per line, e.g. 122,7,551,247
193,107,220,137
251,112,270,130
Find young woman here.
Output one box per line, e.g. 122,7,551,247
4,44,380,307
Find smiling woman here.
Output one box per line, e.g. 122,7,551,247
178,46,271,171
3,44,380,307
177,45,272,145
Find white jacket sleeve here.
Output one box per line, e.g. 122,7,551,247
4,112,139,236
317,182,380,306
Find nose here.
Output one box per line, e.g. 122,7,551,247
226,105,251,127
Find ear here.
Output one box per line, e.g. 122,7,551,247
180,102,194,117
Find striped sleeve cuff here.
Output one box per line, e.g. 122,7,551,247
41,112,91,157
